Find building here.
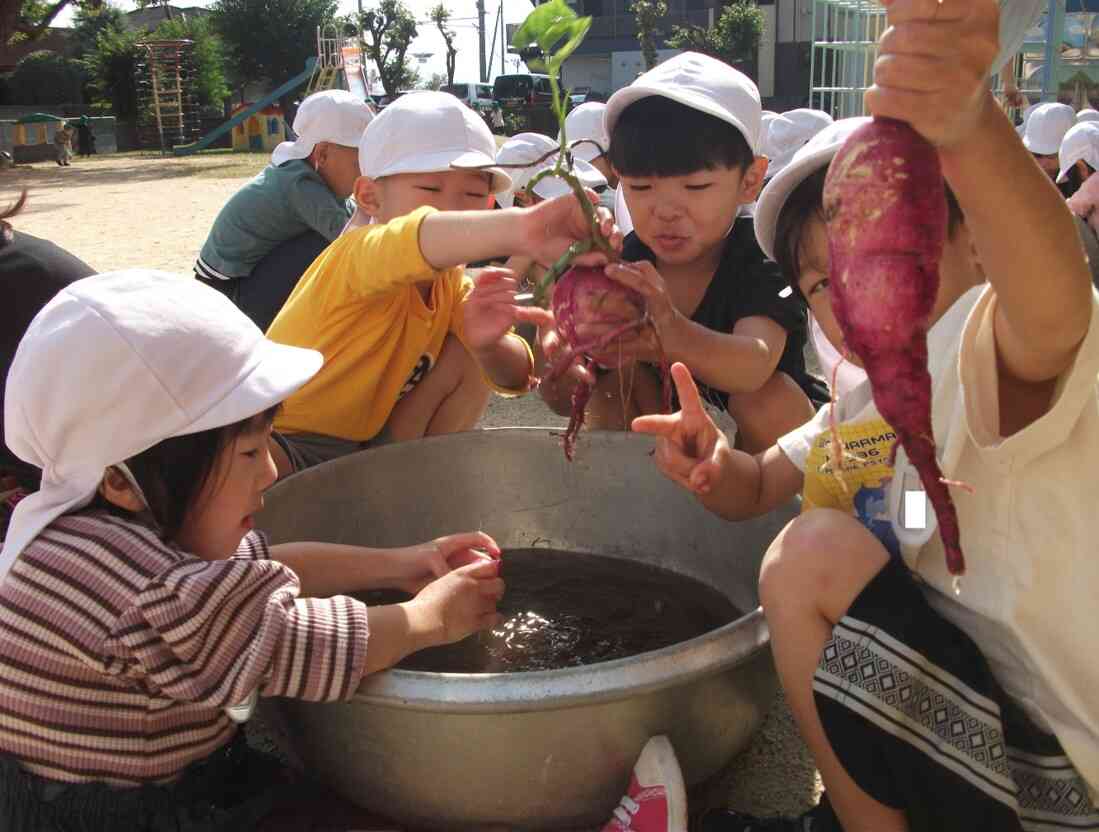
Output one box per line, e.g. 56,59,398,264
122,5,212,31
525,0,815,109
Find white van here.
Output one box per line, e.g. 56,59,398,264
442,82,495,113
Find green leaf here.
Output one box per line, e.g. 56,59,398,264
510,0,590,73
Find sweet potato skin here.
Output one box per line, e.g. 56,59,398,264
823,117,966,576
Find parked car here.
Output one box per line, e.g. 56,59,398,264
493,73,555,108
443,82,496,113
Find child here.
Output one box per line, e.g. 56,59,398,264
195,89,374,331
0,271,506,830
565,102,619,213
1062,122,1099,207
1022,101,1076,181
495,131,607,209
0,191,95,506
537,52,825,455
632,2,1099,829
266,91,618,477
52,122,73,167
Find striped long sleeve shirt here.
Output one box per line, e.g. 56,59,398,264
0,510,370,786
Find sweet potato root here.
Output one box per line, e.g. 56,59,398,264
823,117,966,576
543,265,669,460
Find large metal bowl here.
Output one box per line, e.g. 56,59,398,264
256,428,797,830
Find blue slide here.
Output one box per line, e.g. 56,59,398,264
172,57,318,157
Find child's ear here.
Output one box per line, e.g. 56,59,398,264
354,176,381,215
738,156,769,204
99,467,145,512
1077,159,1092,182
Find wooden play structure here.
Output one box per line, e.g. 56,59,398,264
136,39,203,153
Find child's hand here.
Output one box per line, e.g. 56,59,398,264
631,362,730,496
462,268,554,353
865,0,1000,148
581,261,684,368
412,559,505,645
391,531,501,595
520,190,623,268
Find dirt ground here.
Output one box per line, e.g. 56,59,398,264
5,151,821,825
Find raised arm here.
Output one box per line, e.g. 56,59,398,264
867,0,1092,386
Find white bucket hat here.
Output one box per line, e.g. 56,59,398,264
564,102,610,163
349,91,511,228
762,108,834,179
271,89,375,167
1057,121,1099,183
1,270,322,581
604,51,762,155
358,91,510,192
495,132,606,209
754,116,872,262
1023,102,1077,156
1077,108,1099,125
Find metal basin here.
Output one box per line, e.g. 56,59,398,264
256,428,797,830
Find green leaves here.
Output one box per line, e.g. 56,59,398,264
509,0,590,77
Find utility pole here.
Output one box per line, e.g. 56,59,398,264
477,0,488,82
499,2,506,76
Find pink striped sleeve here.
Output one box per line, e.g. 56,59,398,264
107,558,370,706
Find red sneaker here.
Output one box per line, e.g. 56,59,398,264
601,735,688,832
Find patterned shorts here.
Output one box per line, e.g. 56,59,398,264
814,558,1098,832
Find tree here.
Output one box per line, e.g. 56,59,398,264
429,4,456,89
82,22,141,116
9,48,85,104
630,0,666,71
360,0,417,97
1,0,102,47
211,0,337,111
154,16,230,109
70,2,125,59
666,0,763,70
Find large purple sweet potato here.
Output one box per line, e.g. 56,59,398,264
823,117,966,576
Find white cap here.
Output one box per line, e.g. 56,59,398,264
565,102,609,163
1,270,322,579
357,91,511,194
271,89,375,166
754,117,872,262
1078,108,1099,125
1023,102,1076,156
762,108,834,179
604,51,762,154
1057,121,1099,183
495,132,606,208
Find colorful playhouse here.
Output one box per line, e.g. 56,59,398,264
230,103,287,152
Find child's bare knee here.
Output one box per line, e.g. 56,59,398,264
760,509,889,622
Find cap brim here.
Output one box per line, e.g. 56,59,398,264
569,141,603,163
1022,134,1059,156
186,337,323,436
272,138,316,167
605,84,756,154
754,142,842,262
382,148,513,193
1057,164,1073,183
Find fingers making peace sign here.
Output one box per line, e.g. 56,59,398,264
631,362,731,497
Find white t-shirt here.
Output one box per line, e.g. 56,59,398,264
779,284,1099,798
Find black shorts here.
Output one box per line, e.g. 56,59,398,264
815,558,1099,831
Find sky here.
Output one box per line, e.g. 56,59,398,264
55,0,540,86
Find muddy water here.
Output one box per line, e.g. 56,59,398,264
361,548,740,674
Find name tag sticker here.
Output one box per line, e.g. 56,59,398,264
904,490,927,529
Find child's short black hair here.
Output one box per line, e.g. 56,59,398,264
91,405,279,541
1060,162,1096,199
607,96,756,178
774,168,964,304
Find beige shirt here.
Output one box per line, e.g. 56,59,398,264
780,284,1099,798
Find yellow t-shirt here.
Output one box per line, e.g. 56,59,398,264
267,206,530,441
